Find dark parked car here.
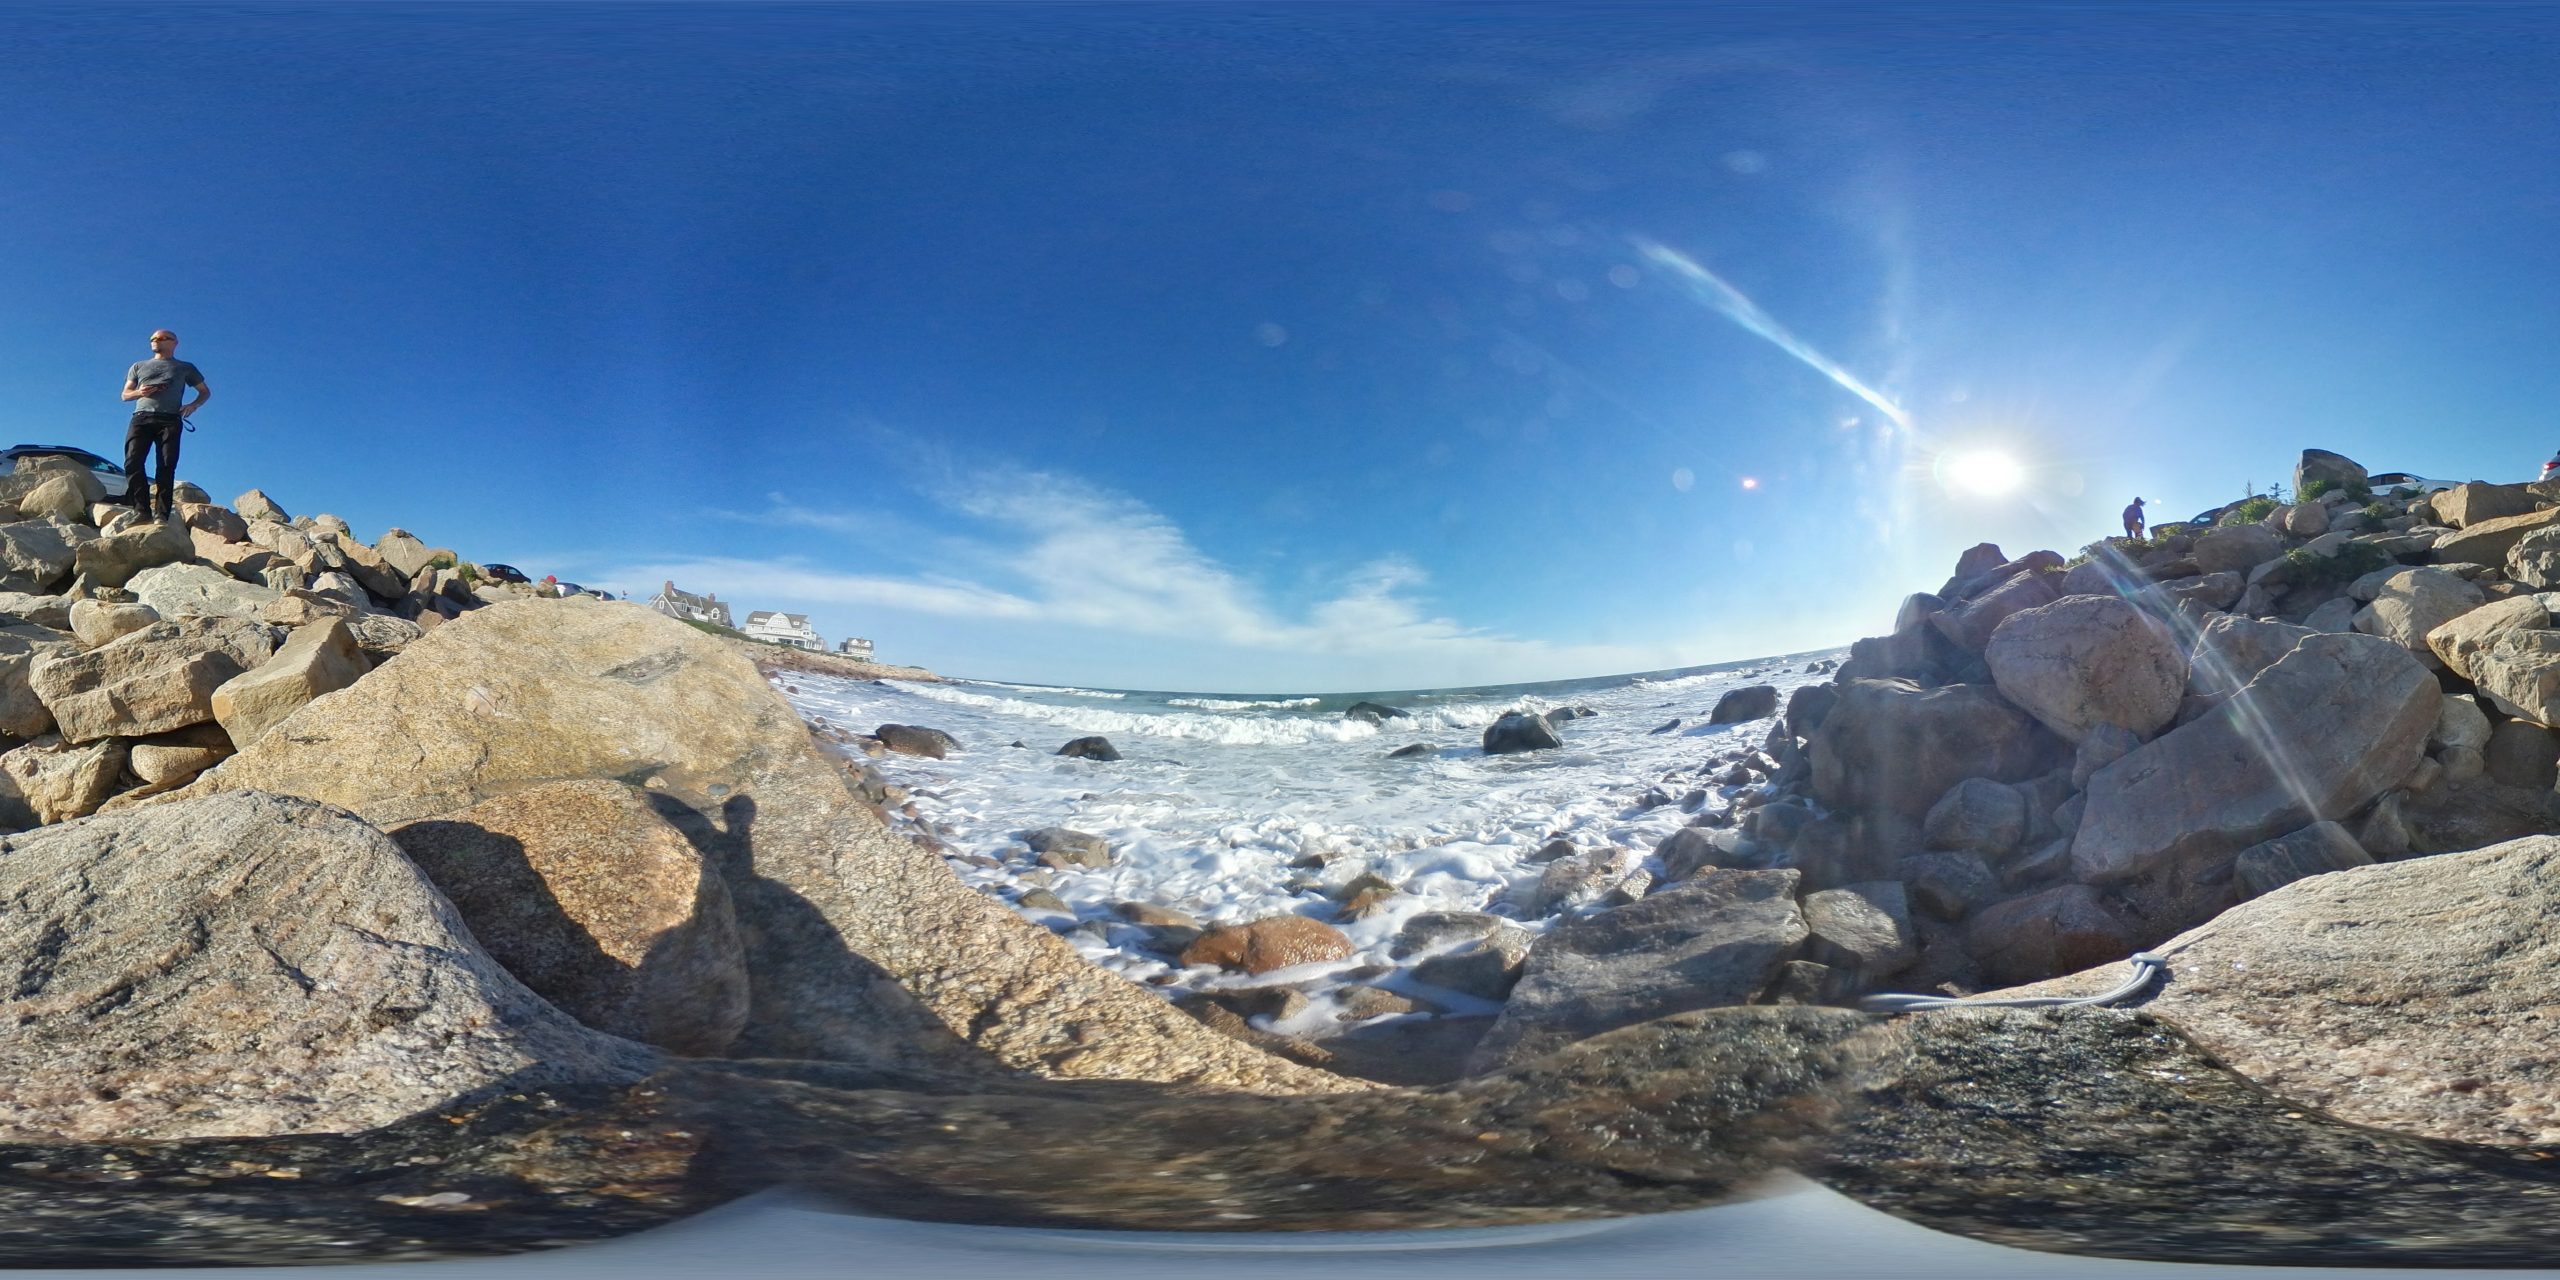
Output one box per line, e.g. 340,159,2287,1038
480,563,531,584
0,444,129,499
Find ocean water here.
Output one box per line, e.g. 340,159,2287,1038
775,649,1845,1034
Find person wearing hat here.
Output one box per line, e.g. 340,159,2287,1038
2122,496,2147,540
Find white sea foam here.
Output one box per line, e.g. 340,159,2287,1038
792,654,1842,1007
1166,695,1324,711
891,681,1389,744
954,678,1128,699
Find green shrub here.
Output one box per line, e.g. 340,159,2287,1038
426,551,457,570
2282,540,2393,588
2298,478,2333,502
682,618,749,641
2360,502,2392,522
2221,496,2279,525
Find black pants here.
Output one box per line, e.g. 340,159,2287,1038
123,413,183,518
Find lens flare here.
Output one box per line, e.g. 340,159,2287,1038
1943,449,2024,496
1633,237,1910,430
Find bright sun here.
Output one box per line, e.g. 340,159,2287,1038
1944,448,2025,496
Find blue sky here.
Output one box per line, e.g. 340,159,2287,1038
7,4,2560,692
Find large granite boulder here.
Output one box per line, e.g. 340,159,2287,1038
208,614,371,749
1999,835,2560,1145
1799,880,1916,976
174,500,250,543
126,561,282,625
1964,884,2138,986
1921,777,2026,857
391,779,750,1057
2484,719,2559,790
374,527,438,578
17,472,96,523
1483,709,1563,754
2354,567,2485,658
1809,679,2061,818
0,790,659,1142
0,519,83,593
2506,526,2560,589
234,488,290,524
2186,614,2315,699
172,599,1352,1092
1467,868,1806,1071
71,518,194,589
1983,594,2185,743
0,734,126,825
2437,481,2538,529
1706,684,1779,724
28,614,274,743
66,598,159,650
2233,821,2372,898
0,623,71,739
2072,633,2438,885
2434,507,2560,567
2190,523,2282,576
2426,592,2549,680
1929,569,2059,652
2294,448,2368,495
2470,628,2560,726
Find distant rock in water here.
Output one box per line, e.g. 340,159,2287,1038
1344,700,1409,724
1179,915,1354,974
875,723,958,758
1483,710,1563,754
1650,717,1682,735
1057,735,1120,761
1543,705,1597,724
1707,684,1780,724
1387,742,1434,758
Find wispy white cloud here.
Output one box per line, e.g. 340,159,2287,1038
610,466,1689,687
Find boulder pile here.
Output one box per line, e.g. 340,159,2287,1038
1429,452,2560,1068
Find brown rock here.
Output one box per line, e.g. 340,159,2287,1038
1180,915,1356,975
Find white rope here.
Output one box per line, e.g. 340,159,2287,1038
1857,951,2168,1013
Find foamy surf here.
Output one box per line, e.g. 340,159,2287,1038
787,649,1846,1023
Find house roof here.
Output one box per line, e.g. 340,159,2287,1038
745,611,813,627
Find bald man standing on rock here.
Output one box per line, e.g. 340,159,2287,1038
119,328,210,522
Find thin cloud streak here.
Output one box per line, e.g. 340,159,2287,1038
609,467,1695,687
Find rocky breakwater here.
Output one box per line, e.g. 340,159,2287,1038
12,455,2560,1266
1399,450,2560,1077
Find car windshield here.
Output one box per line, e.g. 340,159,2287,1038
5,4,2559,1275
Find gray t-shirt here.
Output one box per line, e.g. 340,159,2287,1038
125,358,205,417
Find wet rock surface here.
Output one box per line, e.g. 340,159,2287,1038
1820,1008,2560,1267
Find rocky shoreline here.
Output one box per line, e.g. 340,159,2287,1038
7,449,2560,1265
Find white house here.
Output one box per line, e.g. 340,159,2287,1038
646,580,732,628
742,610,823,651
836,636,874,662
